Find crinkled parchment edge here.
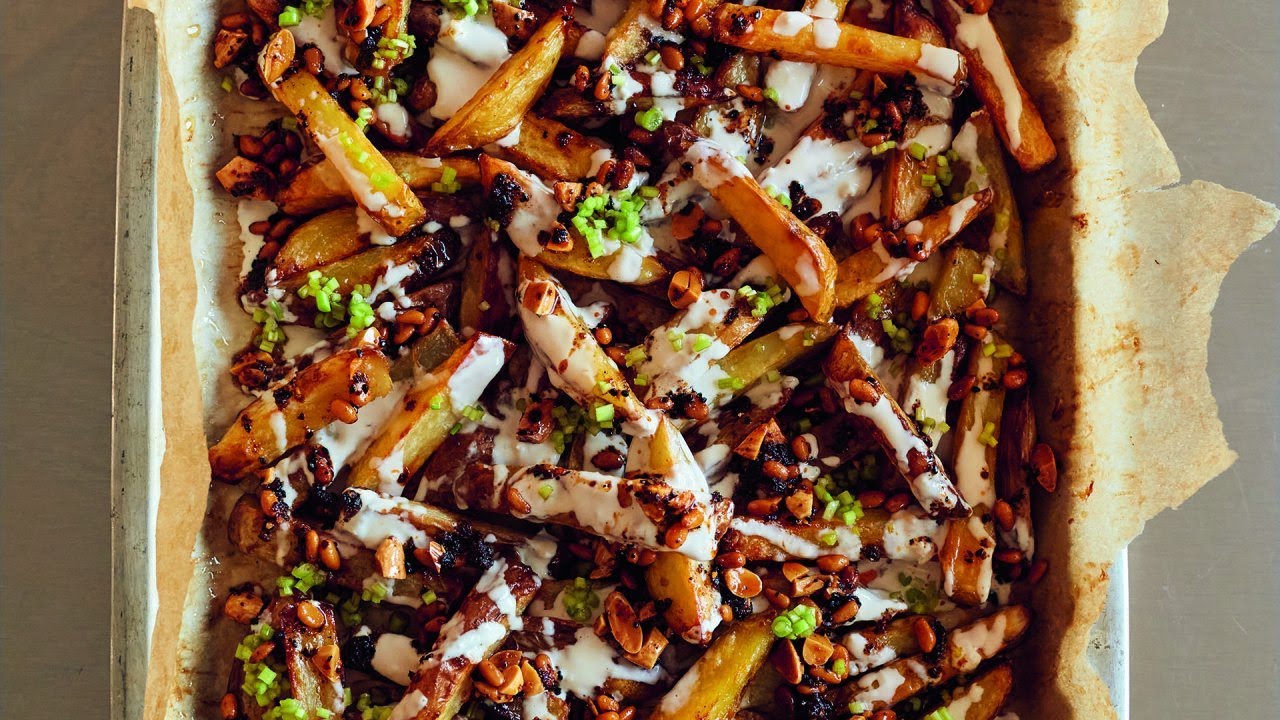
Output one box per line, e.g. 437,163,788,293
134,0,1280,717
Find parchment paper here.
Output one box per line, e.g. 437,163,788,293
133,0,1280,717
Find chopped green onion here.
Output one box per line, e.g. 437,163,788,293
908,142,928,161
278,6,301,26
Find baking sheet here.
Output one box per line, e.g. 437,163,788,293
114,0,1280,718
107,2,1137,715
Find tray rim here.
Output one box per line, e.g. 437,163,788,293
107,6,1130,719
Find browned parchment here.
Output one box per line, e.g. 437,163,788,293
135,0,1280,717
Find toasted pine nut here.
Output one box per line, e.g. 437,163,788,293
296,600,325,629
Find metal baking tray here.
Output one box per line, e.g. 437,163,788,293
108,6,1129,719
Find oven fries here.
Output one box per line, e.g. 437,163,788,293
934,0,1057,171
207,0,1062,716
710,5,966,90
425,15,571,155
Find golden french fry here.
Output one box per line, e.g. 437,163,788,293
928,246,987,321
504,113,611,181
426,15,569,154
277,153,479,217
516,257,655,430
208,332,391,481
278,599,344,716
929,663,1015,720
262,62,424,234
479,155,669,285
953,109,1028,293
346,333,512,491
649,611,777,720
824,325,969,519
842,605,1031,710
723,510,890,562
459,227,513,335
644,553,722,645
393,554,540,720
835,188,993,309
716,323,838,392
941,334,1008,605
710,5,966,91
935,0,1057,171
274,230,460,307
685,141,838,321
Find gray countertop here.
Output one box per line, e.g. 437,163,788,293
0,1,1275,717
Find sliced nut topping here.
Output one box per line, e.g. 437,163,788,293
831,597,862,624
311,643,343,681
223,588,265,624
722,566,763,599
801,634,834,666
213,28,249,69
913,617,938,654
622,627,669,669
318,537,342,571
667,268,704,309
521,279,559,316
1031,442,1058,492
916,318,959,365
520,660,545,695
784,489,814,520
257,29,295,85
604,591,644,655
790,574,827,598
781,561,810,583
375,537,407,580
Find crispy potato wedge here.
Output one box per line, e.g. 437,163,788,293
262,63,424,234
209,331,392,480
346,333,512,491
838,608,979,675
995,386,1035,555
458,463,722,560
842,605,1031,710
934,0,1056,171
928,246,986,321
899,346,960,447
271,195,475,280
824,325,969,519
941,337,1007,605
597,0,655,66
930,662,1014,720
715,323,837,395
644,552,722,645
274,230,461,315
480,155,669,284
425,15,570,154
394,554,540,720
634,289,766,402
516,257,655,431
835,188,993,309
953,109,1028,293
504,113,611,181
685,141,838,321
458,227,514,335
880,0,952,228
649,611,777,720
710,5,966,91
278,599,345,716
882,152,940,230
723,510,890,562
277,153,480,217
